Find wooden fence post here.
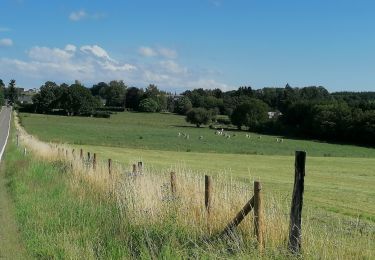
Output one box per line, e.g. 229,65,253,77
72,149,75,159
205,175,213,214
65,149,68,158
170,172,177,195
288,151,306,254
138,161,143,174
93,153,97,170
254,181,265,251
87,152,91,162
132,164,137,175
108,159,112,175
80,149,83,160
16,134,19,147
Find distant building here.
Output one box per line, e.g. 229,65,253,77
167,93,183,101
17,88,38,104
268,111,282,119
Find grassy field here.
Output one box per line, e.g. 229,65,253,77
19,112,375,157
14,112,375,258
18,112,375,221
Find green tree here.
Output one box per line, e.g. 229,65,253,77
125,87,143,110
175,96,192,115
100,80,127,107
91,82,109,97
139,98,159,112
62,83,100,116
7,79,18,104
231,99,269,130
185,107,214,127
0,79,4,105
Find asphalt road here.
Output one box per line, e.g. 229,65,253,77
0,106,11,161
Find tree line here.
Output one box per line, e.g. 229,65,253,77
1,78,375,146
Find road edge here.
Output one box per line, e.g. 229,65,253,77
0,106,11,162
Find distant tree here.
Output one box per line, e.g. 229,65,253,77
143,84,167,111
0,79,4,105
166,95,175,112
138,98,159,112
102,80,127,107
32,81,59,113
186,107,214,127
91,82,109,97
7,79,18,104
231,99,269,130
175,96,192,115
62,83,100,115
125,87,143,110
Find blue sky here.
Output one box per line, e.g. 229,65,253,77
0,0,374,92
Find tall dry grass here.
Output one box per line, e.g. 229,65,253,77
15,113,290,250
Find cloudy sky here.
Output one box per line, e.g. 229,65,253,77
0,0,374,92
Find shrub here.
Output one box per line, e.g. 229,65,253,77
139,98,159,112
93,111,111,118
185,107,214,127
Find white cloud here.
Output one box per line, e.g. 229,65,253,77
160,60,187,75
0,27,11,32
138,46,158,57
0,38,13,47
80,45,113,60
65,44,77,52
139,46,178,59
69,10,87,21
187,79,229,90
28,46,74,62
0,43,230,91
159,48,177,59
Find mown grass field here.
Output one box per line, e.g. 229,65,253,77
20,112,375,157
15,112,375,258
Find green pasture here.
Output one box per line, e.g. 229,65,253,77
9,112,375,258
76,144,375,222
19,112,375,158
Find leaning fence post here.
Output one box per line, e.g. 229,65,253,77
170,172,177,195
108,159,112,175
222,196,255,236
93,153,97,170
254,181,265,251
205,175,213,214
138,161,143,174
288,151,306,254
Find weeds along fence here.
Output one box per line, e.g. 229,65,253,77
14,114,306,255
